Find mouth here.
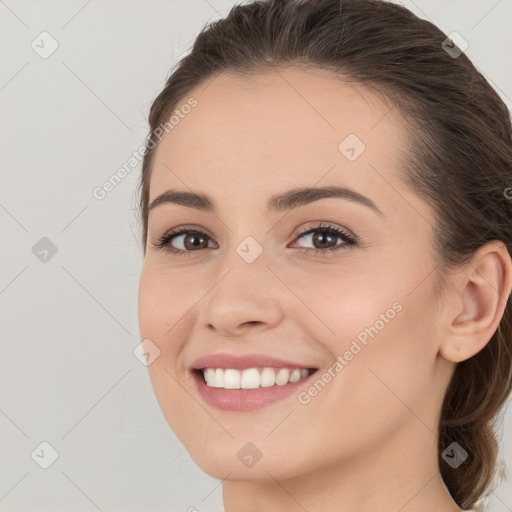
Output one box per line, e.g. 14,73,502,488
193,366,317,389
188,353,319,412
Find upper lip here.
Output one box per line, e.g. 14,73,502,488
190,353,317,371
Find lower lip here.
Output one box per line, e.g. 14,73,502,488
191,370,314,412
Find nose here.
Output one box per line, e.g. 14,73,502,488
199,257,285,338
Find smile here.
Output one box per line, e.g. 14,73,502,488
202,367,312,389
189,353,319,412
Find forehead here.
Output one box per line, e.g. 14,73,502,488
149,66,410,212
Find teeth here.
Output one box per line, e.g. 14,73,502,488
204,368,215,386
224,369,241,389
202,367,311,389
260,368,275,387
289,369,301,383
241,368,260,389
275,368,290,385
214,368,224,388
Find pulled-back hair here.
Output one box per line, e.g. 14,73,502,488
136,1,512,508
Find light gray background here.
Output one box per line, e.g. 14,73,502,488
1,1,511,511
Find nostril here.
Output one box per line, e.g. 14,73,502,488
244,321,263,327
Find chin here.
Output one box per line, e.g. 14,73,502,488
182,436,312,483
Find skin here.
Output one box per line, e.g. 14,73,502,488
138,66,512,512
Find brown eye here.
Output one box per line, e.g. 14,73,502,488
180,231,210,250
298,228,340,250
290,222,357,254
153,228,215,256
152,222,357,257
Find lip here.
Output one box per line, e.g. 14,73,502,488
190,353,315,371
189,353,318,412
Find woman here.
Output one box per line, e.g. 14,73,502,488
136,0,512,510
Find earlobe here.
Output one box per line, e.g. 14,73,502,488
439,241,512,364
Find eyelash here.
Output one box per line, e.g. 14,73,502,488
152,222,357,258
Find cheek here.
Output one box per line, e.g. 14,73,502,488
298,266,437,426
138,266,200,443
292,304,435,470
138,265,193,402
138,263,197,349
286,266,396,347
337,289,437,428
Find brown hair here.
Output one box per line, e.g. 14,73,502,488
136,0,512,508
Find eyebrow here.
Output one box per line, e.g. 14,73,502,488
148,185,384,217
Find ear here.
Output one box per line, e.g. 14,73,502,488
439,241,512,363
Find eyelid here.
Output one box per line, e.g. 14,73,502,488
151,224,218,254
152,221,357,256
156,221,355,241
159,224,216,242
292,221,356,241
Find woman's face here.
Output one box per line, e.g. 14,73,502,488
138,67,453,482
